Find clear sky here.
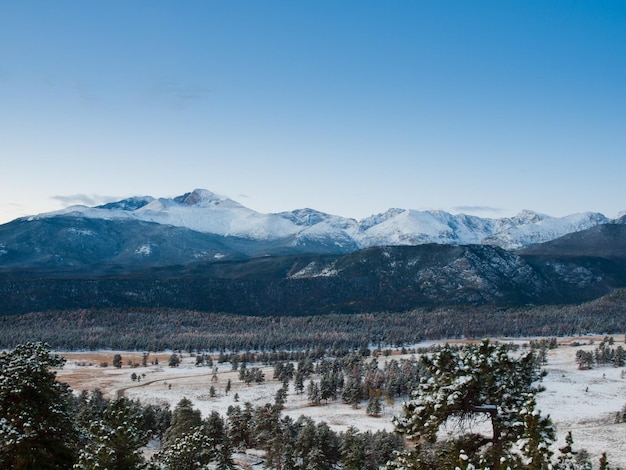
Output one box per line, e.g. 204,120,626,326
1,1,625,224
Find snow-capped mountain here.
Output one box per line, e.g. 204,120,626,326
31,188,613,251
2,190,626,315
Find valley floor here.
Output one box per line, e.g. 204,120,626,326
56,336,626,468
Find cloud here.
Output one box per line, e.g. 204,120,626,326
69,80,98,107
51,194,120,207
452,205,503,214
145,81,212,111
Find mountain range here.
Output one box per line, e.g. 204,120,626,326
0,189,625,315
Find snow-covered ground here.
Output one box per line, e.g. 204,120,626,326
57,337,626,467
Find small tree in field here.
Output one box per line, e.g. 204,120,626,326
168,353,180,368
387,340,555,470
112,353,123,368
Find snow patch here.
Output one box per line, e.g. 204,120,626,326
290,261,339,278
135,244,153,256
67,228,96,236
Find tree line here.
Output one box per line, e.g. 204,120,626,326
1,287,626,352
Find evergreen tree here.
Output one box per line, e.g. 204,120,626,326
366,394,382,417
341,426,365,470
307,380,321,405
294,370,305,394
306,447,329,470
141,402,172,441
320,374,337,403
294,417,317,468
163,398,203,447
316,421,341,466
154,421,234,470
342,374,362,408
112,353,123,369
612,346,626,368
168,353,181,368
205,412,235,470
75,388,109,431
0,342,78,469
275,382,288,408
154,426,216,470
576,350,594,370
75,398,148,470
388,340,554,470
226,403,253,450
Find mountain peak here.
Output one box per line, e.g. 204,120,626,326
96,196,154,211
512,210,549,224
173,189,225,206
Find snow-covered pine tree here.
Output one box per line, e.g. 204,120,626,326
0,342,78,469
163,398,203,447
74,397,149,470
341,426,365,470
388,340,555,470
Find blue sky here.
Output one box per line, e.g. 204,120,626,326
1,1,625,224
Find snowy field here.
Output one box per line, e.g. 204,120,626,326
56,336,626,467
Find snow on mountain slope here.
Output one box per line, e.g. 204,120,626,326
30,189,615,250
42,190,299,240
356,209,495,247
132,191,298,239
485,210,610,249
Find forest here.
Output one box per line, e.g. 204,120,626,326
1,287,625,352
2,340,619,469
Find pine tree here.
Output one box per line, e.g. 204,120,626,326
168,353,181,368
389,340,554,470
294,417,317,468
275,382,288,408
163,398,203,447
76,388,109,430
156,410,235,470
75,398,148,470
366,394,382,417
226,405,248,450
307,380,321,405
0,342,78,469
113,353,123,368
294,370,305,394
341,426,365,470
342,375,362,408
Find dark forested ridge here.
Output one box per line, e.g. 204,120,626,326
1,288,625,351
2,232,626,316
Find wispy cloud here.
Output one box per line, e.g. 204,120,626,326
145,81,212,111
69,80,98,107
453,205,503,214
51,194,120,207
